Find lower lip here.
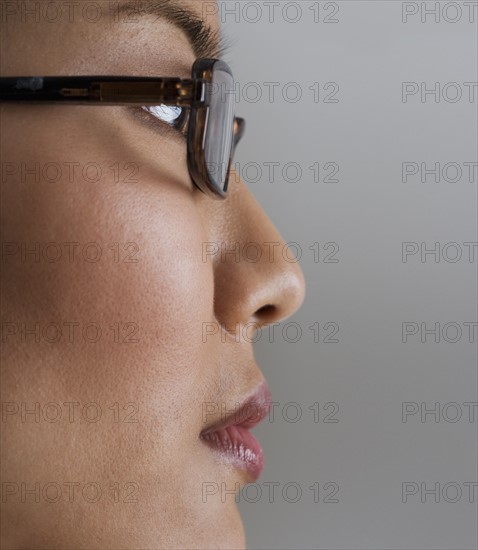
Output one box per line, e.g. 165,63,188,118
201,424,265,480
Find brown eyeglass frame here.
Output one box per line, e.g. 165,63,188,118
0,58,245,199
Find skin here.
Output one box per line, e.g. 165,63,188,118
0,1,305,548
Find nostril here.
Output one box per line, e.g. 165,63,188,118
254,304,277,324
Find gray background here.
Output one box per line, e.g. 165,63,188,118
219,1,478,548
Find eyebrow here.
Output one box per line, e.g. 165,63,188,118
114,0,224,59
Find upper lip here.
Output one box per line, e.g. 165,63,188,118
200,381,272,436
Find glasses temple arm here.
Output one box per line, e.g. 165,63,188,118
0,76,206,106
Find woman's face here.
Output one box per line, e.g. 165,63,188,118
0,1,305,547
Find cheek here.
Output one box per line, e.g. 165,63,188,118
1,108,216,439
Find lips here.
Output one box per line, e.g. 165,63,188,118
200,382,272,481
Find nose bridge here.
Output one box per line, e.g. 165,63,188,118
210,176,306,331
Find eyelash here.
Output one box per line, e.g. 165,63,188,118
138,105,189,137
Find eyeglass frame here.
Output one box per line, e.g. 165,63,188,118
0,58,245,199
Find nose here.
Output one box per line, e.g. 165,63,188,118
209,175,306,332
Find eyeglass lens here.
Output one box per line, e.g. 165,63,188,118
204,66,236,191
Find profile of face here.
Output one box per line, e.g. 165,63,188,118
0,1,305,547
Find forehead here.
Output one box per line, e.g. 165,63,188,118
0,0,221,76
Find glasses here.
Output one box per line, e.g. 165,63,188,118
0,58,245,199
